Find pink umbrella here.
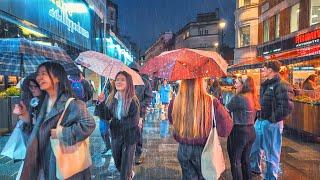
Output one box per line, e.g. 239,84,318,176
141,48,228,81
75,51,144,85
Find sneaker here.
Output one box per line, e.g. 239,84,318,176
134,156,143,165
131,171,135,179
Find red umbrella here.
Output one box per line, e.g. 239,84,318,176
140,48,228,81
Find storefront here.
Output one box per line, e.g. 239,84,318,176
228,26,320,139
0,0,104,89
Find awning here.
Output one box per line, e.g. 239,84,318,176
228,45,320,72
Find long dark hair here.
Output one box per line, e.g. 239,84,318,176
36,62,73,98
107,71,135,115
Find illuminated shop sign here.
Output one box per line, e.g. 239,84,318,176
49,0,89,38
0,0,92,49
258,28,320,56
295,28,320,47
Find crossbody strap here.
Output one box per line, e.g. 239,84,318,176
211,98,216,126
57,98,75,126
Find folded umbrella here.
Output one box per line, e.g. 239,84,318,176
75,51,144,85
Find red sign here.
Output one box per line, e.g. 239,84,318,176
295,28,320,44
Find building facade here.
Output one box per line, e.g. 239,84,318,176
234,0,260,65
257,0,320,84
144,32,175,60
175,9,221,52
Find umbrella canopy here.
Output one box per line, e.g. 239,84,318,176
140,48,228,81
0,38,79,76
75,51,144,85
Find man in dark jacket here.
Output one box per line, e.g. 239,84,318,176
250,61,294,180
129,62,153,165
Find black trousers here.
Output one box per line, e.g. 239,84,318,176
227,125,256,180
111,136,136,180
135,125,143,157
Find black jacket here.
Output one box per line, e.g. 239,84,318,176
97,96,140,145
135,75,153,118
260,75,294,123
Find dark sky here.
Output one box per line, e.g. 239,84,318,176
113,0,236,52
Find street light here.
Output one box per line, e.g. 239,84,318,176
219,20,226,53
214,42,219,51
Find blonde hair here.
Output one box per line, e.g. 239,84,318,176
172,78,213,139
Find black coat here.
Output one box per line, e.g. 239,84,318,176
134,76,153,118
259,76,294,123
97,96,140,145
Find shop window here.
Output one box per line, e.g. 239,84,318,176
263,20,269,43
239,25,250,47
239,0,251,8
290,3,300,33
310,0,320,25
275,13,280,39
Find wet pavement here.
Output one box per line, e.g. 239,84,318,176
0,106,319,179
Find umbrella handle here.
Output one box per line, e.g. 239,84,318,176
96,78,109,105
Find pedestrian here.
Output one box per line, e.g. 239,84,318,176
68,71,94,103
168,78,230,180
302,74,318,90
209,78,222,102
226,76,260,180
250,61,294,179
129,62,153,165
20,62,96,180
96,71,140,180
159,79,171,117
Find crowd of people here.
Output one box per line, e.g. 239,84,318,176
4,59,295,180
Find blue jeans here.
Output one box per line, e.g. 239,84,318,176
177,144,205,180
250,119,283,180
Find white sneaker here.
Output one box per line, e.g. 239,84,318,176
131,170,135,179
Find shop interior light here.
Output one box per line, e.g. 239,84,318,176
315,67,320,70
64,3,88,13
34,41,52,46
20,26,46,38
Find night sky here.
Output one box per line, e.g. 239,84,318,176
113,0,236,52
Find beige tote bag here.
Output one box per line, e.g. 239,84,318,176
201,101,226,180
50,98,92,180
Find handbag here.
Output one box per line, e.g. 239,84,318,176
213,98,233,137
50,98,92,180
201,101,226,180
1,120,27,160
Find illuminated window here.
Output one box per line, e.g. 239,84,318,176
263,20,269,42
310,0,320,25
290,3,300,33
239,0,251,8
239,25,250,47
275,13,280,38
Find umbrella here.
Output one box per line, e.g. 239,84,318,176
75,51,144,85
140,48,228,81
0,38,79,76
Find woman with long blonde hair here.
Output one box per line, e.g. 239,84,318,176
168,78,230,179
226,76,260,180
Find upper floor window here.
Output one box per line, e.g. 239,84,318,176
275,13,280,39
310,0,320,25
204,30,209,35
239,25,250,47
239,0,251,8
290,3,300,33
263,20,269,43
198,29,204,36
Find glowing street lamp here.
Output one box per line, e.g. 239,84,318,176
219,20,226,54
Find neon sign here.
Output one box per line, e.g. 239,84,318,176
49,0,89,38
295,28,320,46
